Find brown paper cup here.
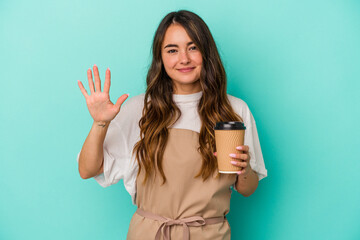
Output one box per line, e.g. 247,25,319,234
214,122,246,174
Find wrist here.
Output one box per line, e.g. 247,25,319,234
93,120,110,128
238,167,254,180
235,168,259,197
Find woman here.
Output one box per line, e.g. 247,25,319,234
77,10,267,240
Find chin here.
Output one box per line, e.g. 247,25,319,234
174,78,200,85
174,74,200,82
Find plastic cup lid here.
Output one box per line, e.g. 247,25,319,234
214,121,246,130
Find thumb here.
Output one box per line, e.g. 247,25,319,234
114,93,129,111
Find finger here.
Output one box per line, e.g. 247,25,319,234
87,69,95,93
237,169,245,175
77,80,89,98
236,145,249,152
114,93,129,111
229,153,249,161
103,68,111,93
213,152,217,156
230,160,247,168
93,64,101,92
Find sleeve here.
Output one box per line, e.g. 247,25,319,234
76,120,136,187
231,101,268,191
244,108,268,181
93,120,131,187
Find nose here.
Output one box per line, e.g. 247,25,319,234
179,51,190,64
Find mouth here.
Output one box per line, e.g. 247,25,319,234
177,67,195,73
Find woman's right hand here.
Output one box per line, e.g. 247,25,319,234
77,65,129,125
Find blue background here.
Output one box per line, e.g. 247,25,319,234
1,0,359,239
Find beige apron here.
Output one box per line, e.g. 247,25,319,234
127,128,237,240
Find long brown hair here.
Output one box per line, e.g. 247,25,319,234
133,10,243,185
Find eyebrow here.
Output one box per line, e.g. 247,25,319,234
164,41,194,49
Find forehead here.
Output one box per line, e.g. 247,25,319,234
162,24,193,46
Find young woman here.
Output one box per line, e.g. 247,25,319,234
77,10,267,240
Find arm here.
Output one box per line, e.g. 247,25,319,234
234,168,259,197
77,65,128,179
78,121,109,179
230,145,259,197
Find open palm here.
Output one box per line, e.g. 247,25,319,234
77,65,128,123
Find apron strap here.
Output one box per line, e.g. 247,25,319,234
136,208,225,240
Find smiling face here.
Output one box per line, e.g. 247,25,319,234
161,23,203,94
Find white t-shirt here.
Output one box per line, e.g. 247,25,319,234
77,91,268,204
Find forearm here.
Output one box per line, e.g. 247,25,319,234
235,168,259,197
78,121,109,179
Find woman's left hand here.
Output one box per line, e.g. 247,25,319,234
229,145,251,175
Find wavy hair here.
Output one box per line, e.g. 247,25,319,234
133,10,243,185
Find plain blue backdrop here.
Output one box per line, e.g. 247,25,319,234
1,0,359,239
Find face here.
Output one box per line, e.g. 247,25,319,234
161,24,203,94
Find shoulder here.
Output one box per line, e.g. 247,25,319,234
227,94,251,119
122,93,145,109
112,93,145,124
118,93,145,114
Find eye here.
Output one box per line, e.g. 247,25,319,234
189,46,197,51
167,49,177,54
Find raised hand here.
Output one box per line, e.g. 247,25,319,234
77,65,128,124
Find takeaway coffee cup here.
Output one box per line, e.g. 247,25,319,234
214,121,246,173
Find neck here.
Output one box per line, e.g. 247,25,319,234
173,81,202,94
